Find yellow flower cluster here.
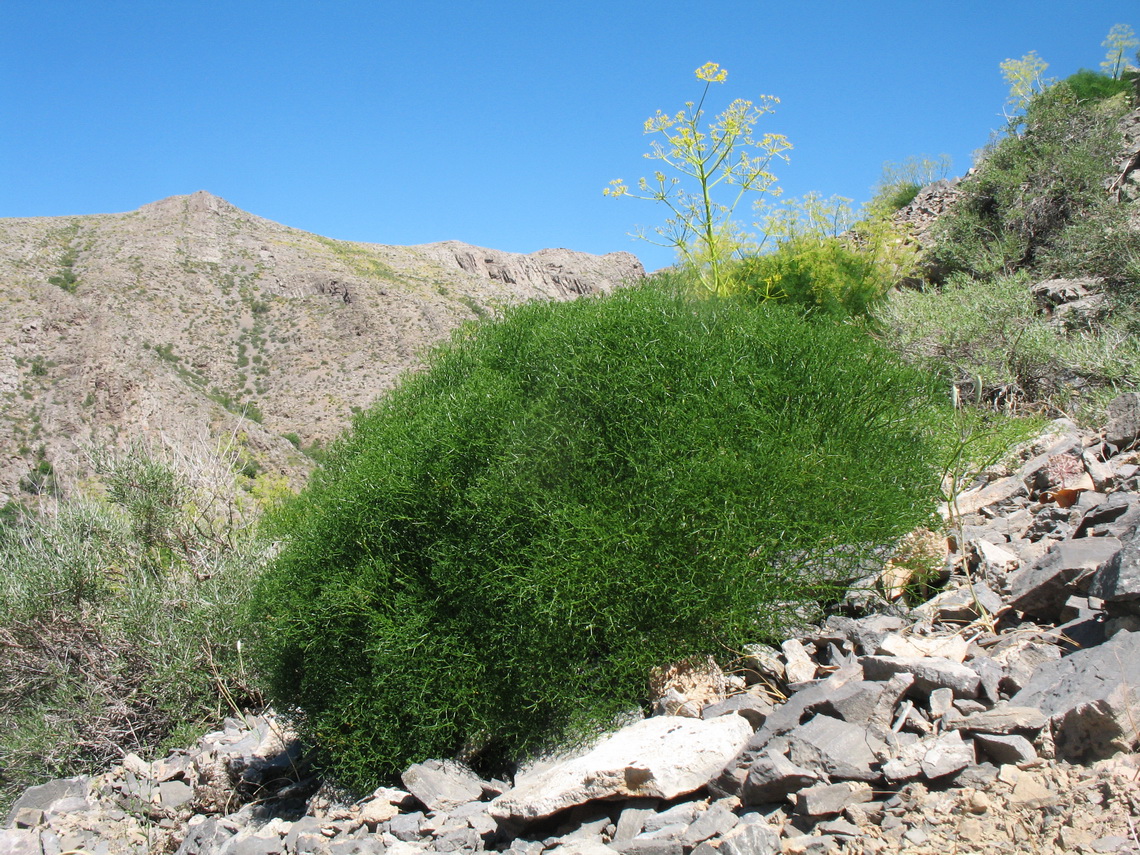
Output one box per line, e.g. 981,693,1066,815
695,62,728,83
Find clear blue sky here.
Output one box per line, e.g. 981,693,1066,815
1,2,1134,272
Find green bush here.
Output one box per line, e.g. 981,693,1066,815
730,236,893,318
251,280,946,792
1061,68,1134,103
930,81,1130,280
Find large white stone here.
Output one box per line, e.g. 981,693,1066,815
489,715,752,821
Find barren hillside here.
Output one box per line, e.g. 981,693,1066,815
0,191,643,502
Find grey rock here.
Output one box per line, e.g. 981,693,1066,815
401,759,486,813
226,832,287,855
1012,629,1140,760
786,715,885,782
490,716,751,822
822,615,906,656
1009,538,1122,619
1088,536,1140,609
681,802,738,847
945,704,1047,735
910,582,1003,623
613,803,658,844
177,817,237,855
159,779,194,811
882,730,972,782
612,841,681,855
710,664,865,798
0,830,42,855
388,812,425,842
8,811,41,831
641,803,699,833
5,778,88,828
1106,393,1140,448
740,645,784,684
741,750,819,805
781,835,837,855
701,694,772,729
860,655,981,699
814,681,888,729
949,476,1028,517
434,827,482,852
781,640,817,684
969,654,1004,704
1075,492,1140,538
794,782,873,817
974,733,1037,764
716,817,780,855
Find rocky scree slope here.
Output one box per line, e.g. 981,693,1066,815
7,406,1140,854
0,191,642,502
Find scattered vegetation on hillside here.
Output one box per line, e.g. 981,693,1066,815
0,442,268,811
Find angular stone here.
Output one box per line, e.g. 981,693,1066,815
1009,538,1122,619
741,750,819,805
948,476,1027,517
716,817,780,855
1011,629,1140,760
388,812,426,842
912,582,1004,623
945,704,1047,735
974,733,1037,765
681,802,738,846
551,845,620,855
701,694,772,729
1106,393,1140,448
781,640,817,684
612,840,681,855
613,803,658,844
709,664,865,798
490,715,752,821
794,782,873,817
0,830,42,855
786,716,885,782
740,645,784,684
158,779,194,811
876,633,967,663
860,655,980,698
974,540,1020,578
881,730,971,782
401,760,486,813
1088,536,1140,609
5,778,88,828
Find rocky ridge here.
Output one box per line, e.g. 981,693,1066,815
6,398,1140,854
0,191,643,502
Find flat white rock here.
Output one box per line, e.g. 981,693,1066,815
489,715,752,821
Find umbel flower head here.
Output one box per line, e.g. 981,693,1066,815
695,62,728,84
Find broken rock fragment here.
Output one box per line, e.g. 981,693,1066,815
489,715,752,822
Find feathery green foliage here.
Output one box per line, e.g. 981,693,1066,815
251,279,946,792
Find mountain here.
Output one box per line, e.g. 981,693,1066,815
0,191,644,503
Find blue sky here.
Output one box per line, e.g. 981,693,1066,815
1,2,1134,272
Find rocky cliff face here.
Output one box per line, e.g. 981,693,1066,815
0,191,644,503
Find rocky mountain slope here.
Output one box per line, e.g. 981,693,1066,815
0,191,643,503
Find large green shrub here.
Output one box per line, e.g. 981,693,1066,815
251,280,945,792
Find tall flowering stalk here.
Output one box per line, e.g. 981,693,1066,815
605,63,792,296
